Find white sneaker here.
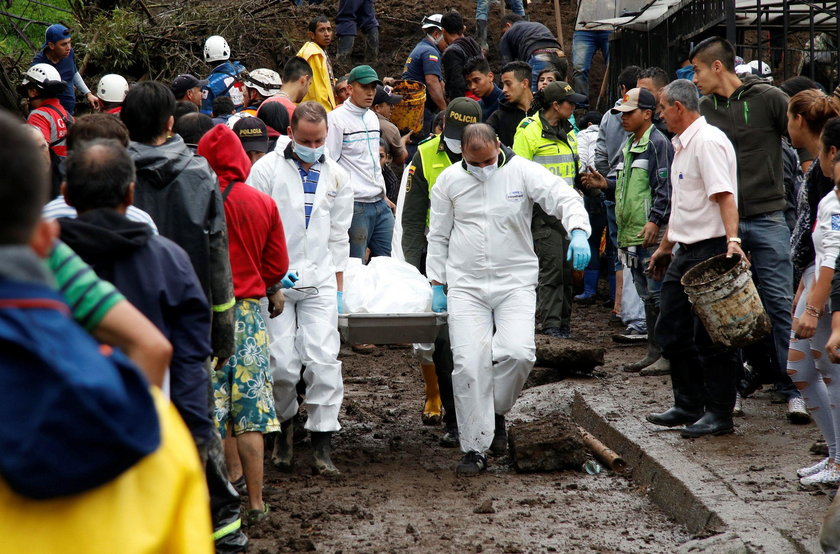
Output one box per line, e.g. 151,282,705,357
733,393,744,417
800,465,840,487
787,397,811,424
798,457,830,478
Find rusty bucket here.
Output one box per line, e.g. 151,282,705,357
680,253,770,348
389,80,426,134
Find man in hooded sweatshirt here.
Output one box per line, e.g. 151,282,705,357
691,37,807,424
439,10,483,101
0,111,212,553
197,124,289,526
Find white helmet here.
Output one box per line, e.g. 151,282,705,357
21,63,62,88
204,35,231,63
245,68,282,97
96,74,129,103
747,60,773,82
421,14,443,31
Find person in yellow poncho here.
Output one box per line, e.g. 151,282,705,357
298,15,337,111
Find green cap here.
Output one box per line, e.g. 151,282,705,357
347,65,382,86
443,97,483,141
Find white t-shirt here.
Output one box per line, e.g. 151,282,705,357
813,188,840,277
667,116,738,245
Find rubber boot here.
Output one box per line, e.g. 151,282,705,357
681,351,737,437
574,269,598,304
476,19,489,52
311,431,340,477
646,357,704,427
364,27,380,63
626,304,669,374
421,362,442,426
489,414,507,455
271,419,294,473
336,34,355,62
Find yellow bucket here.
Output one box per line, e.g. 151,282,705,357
389,80,427,134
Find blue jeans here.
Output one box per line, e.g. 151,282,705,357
529,52,563,93
476,0,525,20
739,210,798,400
571,30,611,96
349,199,395,260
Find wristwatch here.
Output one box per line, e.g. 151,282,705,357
728,237,742,244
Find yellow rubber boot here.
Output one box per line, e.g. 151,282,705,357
421,363,442,425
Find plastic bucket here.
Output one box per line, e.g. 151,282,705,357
389,80,426,134
680,253,771,348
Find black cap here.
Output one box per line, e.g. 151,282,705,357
542,81,588,106
373,85,402,106
233,117,269,153
171,74,209,97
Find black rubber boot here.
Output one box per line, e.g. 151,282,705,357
476,19,489,51
646,357,703,427
336,34,355,61
271,418,294,472
364,27,380,63
489,414,507,455
311,431,340,477
680,411,734,438
680,350,738,437
625,304,663,372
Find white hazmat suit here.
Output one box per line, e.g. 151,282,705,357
426,148,591,453
247,145,354,432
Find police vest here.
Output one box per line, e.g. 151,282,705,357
514,117,578,184
417,135,453,225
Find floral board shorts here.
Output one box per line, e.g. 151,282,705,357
213,298,280,437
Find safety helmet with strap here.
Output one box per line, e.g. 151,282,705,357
96,74,129,103
204,35,231,63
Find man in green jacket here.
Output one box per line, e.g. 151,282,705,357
586,87,672,374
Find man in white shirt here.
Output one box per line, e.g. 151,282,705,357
326,65,394,260
646,79,746,439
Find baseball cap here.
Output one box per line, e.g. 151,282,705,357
421,14,443,30
43,24,70,48
542,81,588,106
373,85,402,106
233,117,269,153
171,74,209,97
442,97,482,141
347,65,382,86
611,87,657,113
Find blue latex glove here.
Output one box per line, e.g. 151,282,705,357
337,291,344,314
280,270,299,289
567,229,591,271
432,285,447,313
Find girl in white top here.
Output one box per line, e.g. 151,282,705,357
789,114,840,487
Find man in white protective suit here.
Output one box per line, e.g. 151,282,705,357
426,123,592,475
247,101,354,476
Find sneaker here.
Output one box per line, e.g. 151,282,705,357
543,327,572,339
798,457,830,478
456,451,487,476
787,397,811,424
612,327,648,344
440,426,459,448
732,393,744,417
800,466,840,487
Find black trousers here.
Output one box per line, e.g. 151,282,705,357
655,237,739,415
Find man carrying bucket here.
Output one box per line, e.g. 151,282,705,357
646,79,746,439
402,14,448,137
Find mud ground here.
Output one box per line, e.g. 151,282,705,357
246,298,699,553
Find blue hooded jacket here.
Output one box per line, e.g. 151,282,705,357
201,60,247,115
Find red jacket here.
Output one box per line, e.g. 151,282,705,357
197,125,288,299
27,98,72,158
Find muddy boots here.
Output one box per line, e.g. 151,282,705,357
311,431,340,477
336,34,355,63
421,363,443,425
646,357,703,427
364,27,379,64
476,19,489,52
489,414,507,456
624,304,670,375
271,418,294,472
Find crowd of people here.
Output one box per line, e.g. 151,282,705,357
7,2,840,550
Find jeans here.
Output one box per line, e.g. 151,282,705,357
623,246,659,332
739,211,798,400
476,0,525,20
571,30,611,96
529,52,564,93
656,237,740,414
349,199,395,260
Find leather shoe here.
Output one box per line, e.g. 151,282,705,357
646,406,703,427
680,412,734,438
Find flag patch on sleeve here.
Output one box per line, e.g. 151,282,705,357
428,55,439,62
832,214,840,230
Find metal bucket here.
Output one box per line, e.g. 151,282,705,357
389,80,426,134
680,253,771,348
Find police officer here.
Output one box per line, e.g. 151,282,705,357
402,14,448,137
401,97,482,447
512,81,587,338
200,35,248,115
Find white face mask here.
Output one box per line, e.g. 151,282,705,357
443,136,462,154
465,162,498,182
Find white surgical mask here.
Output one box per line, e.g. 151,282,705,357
465,162,498,182
293,140,325,164
443,136,462,154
